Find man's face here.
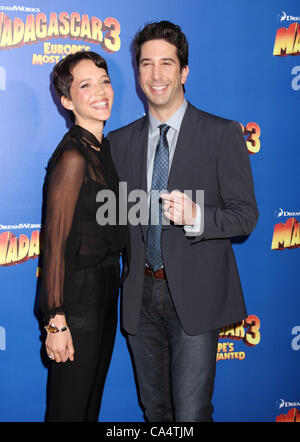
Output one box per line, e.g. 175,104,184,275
138,39,189,118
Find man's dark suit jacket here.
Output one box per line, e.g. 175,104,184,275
108,102,258,336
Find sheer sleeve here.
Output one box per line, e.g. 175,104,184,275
40,149,85,319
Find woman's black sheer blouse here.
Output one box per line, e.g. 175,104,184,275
39,125,129,321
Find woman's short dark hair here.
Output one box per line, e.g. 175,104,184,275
132,21,189,70
53,51,108,99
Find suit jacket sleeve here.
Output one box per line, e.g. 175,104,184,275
200,120,258,240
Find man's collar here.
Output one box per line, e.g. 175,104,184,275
148,99,188,133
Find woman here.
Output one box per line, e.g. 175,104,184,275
39,51,128,422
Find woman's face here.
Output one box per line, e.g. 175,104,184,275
62,58,114,131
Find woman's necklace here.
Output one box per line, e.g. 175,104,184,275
82,136,101,152
89,144,101,152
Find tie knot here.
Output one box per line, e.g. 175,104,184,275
159,124,170,137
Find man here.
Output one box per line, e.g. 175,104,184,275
108,21,258,422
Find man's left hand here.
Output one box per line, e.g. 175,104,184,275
161,190,197,226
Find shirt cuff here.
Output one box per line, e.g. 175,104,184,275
183,204,201,236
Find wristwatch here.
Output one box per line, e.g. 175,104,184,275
44,323,68,334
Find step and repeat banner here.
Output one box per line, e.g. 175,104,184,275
0,0,299,422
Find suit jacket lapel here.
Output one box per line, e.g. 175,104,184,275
167,102,200,190
132,116,148,190
132,116,149,239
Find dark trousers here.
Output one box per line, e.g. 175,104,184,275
128,273,219,422
45,262,119,422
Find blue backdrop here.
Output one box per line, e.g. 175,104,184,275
0,0,299,423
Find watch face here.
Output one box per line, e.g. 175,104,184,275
49,324,59,333
45,324,59,334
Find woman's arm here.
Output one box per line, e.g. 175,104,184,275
40,148,85,362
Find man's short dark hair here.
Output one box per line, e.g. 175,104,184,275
53,51,108,99
132,20,189,70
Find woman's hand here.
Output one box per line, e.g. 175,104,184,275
45,315,75,363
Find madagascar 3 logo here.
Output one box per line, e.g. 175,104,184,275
276,408,300,422
273,22,300,56
217,314,261,361
0,230,40,266
0,12,121,64
271,218,300,250
240,122,261,155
